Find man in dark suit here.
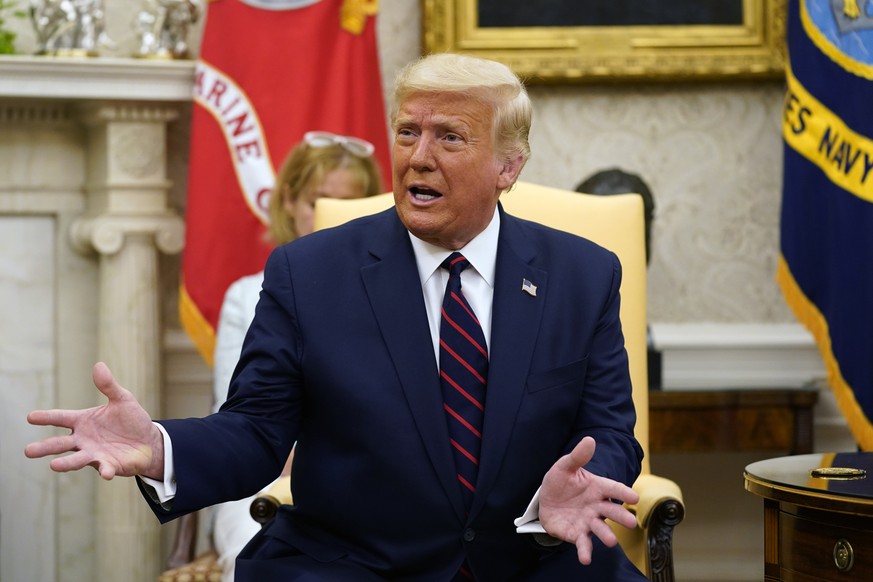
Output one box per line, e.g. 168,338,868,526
26,53,645,580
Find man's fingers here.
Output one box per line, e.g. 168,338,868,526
569,436,596,468
49,451,118,480
94,458,118,481
572,516,629,565
49,450,94,473
553,436,596,474
590,518,620,548
574,533,593,565
26,409,79,429
24,434,77,459
602,480,640,506
98,468,116,480
601,501,639,530
92,361,128,402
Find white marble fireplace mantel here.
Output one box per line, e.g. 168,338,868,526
0,55,195,101
0,55,195,582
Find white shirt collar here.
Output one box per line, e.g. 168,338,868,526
407,207,500,287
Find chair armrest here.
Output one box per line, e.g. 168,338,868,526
249,475,293,525
629,473,684,528
628,473,685,582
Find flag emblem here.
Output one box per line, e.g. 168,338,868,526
778,0,873,449
521,278,537,297
179,0,391,365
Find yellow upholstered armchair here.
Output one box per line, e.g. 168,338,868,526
162,182,684,581
312,182,685,581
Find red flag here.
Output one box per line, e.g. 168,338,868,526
180,0,392,365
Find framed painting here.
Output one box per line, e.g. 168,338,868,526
421,0,786,83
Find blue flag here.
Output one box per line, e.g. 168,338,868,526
778,0,873,449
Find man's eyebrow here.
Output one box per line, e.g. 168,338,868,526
392,114,472,135
392,116,416,128
432,116,472,133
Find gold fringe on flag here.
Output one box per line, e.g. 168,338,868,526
341,0,378,35
776,255,873,450
180,282,216,367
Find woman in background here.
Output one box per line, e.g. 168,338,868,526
211,131,383,581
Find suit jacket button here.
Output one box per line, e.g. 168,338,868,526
463,528,476,542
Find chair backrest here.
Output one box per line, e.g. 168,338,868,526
314,182,650,473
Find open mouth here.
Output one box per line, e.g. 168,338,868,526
410,185,443,202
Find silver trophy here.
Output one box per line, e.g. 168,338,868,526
134,0,201,59
30,0,116,56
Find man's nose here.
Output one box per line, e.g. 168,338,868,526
409,137,436,170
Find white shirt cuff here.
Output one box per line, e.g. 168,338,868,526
514,487,562,546
138,422,176,508
514,487,546,534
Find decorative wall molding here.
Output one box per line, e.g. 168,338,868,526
0,55,195,101
651,323,826,390
0,102,75,124
70,213,184,255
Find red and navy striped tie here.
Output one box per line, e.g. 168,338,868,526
439,252,488,514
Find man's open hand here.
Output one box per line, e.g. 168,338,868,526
25,362,164,480
539,436,639,565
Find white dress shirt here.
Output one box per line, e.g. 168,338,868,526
409,208,499,365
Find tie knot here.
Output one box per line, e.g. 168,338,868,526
441,252,470,276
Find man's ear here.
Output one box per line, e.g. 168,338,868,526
497,154,525,191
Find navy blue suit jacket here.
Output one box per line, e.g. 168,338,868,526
149,204,643,580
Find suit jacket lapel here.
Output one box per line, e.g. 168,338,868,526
360,211,466,518
471,209,547,517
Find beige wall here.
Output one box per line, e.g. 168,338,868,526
2,2,848,582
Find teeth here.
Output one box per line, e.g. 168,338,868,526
411,186,440,201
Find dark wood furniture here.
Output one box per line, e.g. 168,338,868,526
649,388,819,454
745,452,873,581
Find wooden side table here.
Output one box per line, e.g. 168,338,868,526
745,452,873,581
649,388,818,454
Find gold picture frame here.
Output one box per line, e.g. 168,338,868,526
422,0,786,83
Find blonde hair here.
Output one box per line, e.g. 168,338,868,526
391,53,531,166
267,141,383,244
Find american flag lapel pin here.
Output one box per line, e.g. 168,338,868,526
521,278,537,297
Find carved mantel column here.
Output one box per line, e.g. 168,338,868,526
70,102,184,582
